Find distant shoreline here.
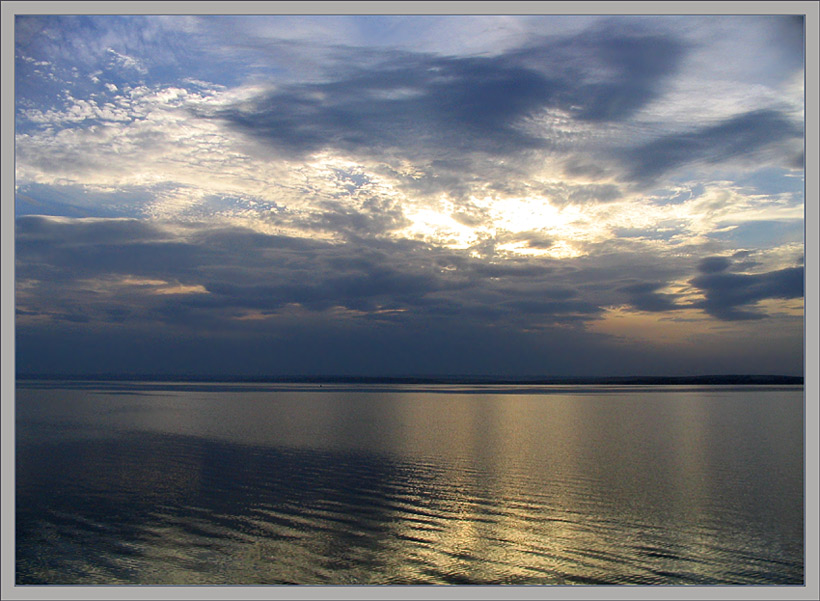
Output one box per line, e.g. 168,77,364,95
14,374,804,386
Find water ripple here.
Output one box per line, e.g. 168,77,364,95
16,386,804,585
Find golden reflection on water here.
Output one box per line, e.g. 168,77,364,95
16,384,804,585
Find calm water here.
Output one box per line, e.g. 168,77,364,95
15,382,804,585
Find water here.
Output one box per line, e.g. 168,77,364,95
15,382,804,585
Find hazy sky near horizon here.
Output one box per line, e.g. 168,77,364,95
14,14,805,377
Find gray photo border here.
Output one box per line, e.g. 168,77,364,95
2,2,818,600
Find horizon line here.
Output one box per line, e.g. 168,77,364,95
14,373,805,385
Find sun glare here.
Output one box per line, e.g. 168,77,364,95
398,207,485,249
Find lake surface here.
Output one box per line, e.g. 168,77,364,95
15,382,804,585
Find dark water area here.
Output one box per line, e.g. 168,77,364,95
15,382,804,585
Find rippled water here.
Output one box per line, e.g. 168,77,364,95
15,382,804,585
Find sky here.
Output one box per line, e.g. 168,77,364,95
13,13,806,378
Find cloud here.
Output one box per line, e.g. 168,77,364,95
106,48,147,74
13,217,627,332
14,214,805,376
690,262,804,321
16,215,167,245
206,27,686,161
535,23,688,123
697,256,731,274
208,52,553,158
619,282,681,312
625,109,802,182
15,216,209,284
294,198,410,238
15,17,802,242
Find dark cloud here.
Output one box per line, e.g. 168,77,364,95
619,281,681,312
205,28,686,162
207,52,556,157
16,215,168,246
203,24,802,191
15,216,211,283
698,254,763,275
523,238,555,250
296,198,409,238
626,109,802,182
190,266,443,315
697,256,731,274
530,25,688,122
690,266,804,321
469,261,554,279
14,217,602,332
190,226,325,252
500,231,556,251
14,214,805,376
18,238,210,284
